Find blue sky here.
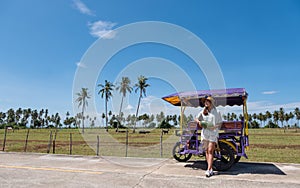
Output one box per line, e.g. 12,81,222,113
1,0,300,119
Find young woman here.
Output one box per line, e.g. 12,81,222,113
195,96,222,177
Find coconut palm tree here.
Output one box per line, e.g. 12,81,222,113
75,88,91,134
273,110,279,127
252,113,257,122
101,113,105,128
20,109,30,128
257,113,264,128
265,111,272,128
294,107,300,132
279,107,285,128
98,80,115,132
44,109,49,128
288,112,294,128
134,75,150,133
116,77,133,131
0,112,6,126
15,108,22,126
284,113,291,129
6,108,15,127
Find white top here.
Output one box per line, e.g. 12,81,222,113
197,107,222,142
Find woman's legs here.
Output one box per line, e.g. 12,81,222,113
206,141,215,172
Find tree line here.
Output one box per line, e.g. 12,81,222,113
0,107,178,130
1,72,300,131
0,106,299,130
223,107,300,128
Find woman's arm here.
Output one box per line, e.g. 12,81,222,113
194,111,203,127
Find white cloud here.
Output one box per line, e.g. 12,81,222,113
73,0,95,16
76,61,87,68
88,20,117,39
247,101,300,114
125,104,133,110
262,91,279,95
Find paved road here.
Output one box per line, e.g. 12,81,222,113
0,152,299,188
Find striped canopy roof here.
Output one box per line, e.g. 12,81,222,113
162,88,248,107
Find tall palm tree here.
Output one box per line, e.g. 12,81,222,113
284,113,291,128
252,113,257,122
75,88,91,134
294,107,300,132
0,112,6,125
116,77,133,130
98,80,115,132
288,112,294,128
134,75,150,133
257,113,264,128
273,110,279,127
101,113,105,128
265,111,272,128
19,109,29,128
6,108,15,126
15,108,22,126
279,107,285,128
231,113,237,121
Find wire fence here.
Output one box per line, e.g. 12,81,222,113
0,128,177,158
1,128,300,163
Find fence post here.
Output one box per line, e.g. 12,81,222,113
24,129,30,152
125,129,129,157
96,135,100,156
2,127,7,151
160,129,163,157
47,131,53,154
69,133,72,155
53,140,56,154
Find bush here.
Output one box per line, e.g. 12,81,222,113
265,121,279,128
250,120,259,129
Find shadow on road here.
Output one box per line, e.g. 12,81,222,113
184,160,286,176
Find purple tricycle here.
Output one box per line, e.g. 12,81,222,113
162,88,249,171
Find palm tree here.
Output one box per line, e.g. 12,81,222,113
44,109,49,128
98,80,115,132
252,113,257,122
134,75,150,133
0,112,6,126
284,113,291,129
288,112,294,128
101,113,105,127
75,88,91,134
265,111,272,128
273,110,279,127
226,113,231,121
20,108,30,128
231,113,237,121
6,108,15,126
31,110,39,128
279,107,285,128
257,113,264,128
116,77,133,131
38,109,45,128
156,111,165,123
294,107,300,132
15,108,22,126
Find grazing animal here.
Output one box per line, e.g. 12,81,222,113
139,130,150,134
116,130,126,133
162,129,169,135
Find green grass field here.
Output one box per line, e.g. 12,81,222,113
0,128,300,163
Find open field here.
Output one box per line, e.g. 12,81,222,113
0,128,300,163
